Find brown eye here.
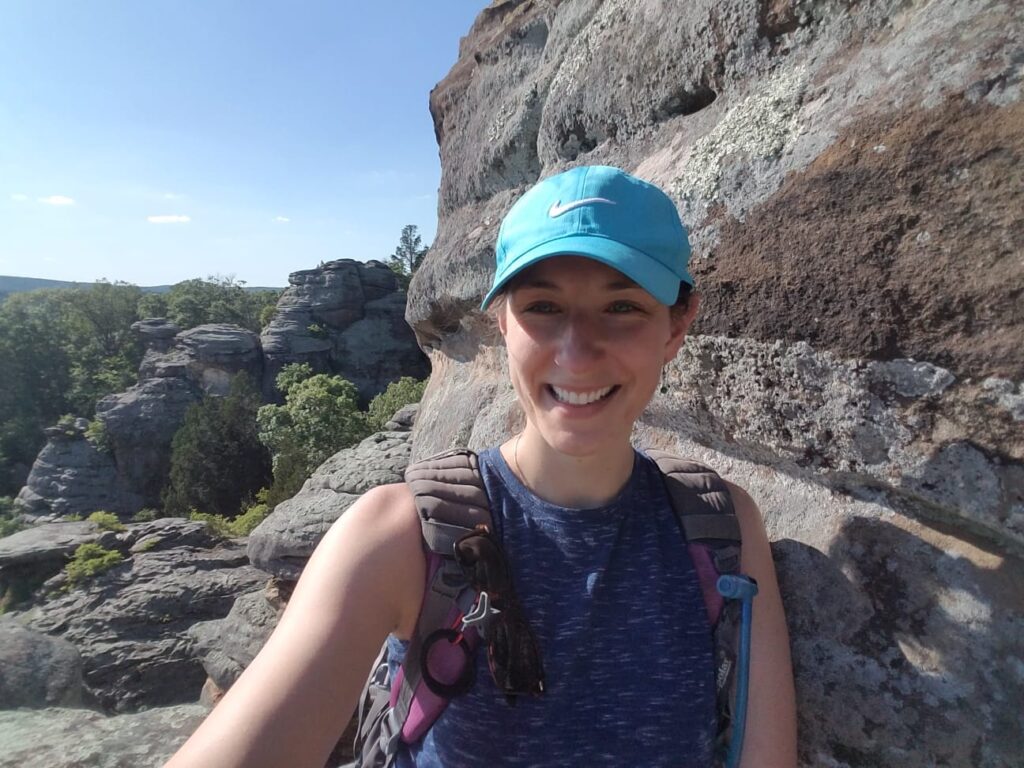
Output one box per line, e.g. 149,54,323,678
608,301,642,314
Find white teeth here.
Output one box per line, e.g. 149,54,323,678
551,385,614,405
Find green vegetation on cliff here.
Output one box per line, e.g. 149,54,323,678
164,375,272,519
0,278,281,496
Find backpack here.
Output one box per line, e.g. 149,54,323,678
350,448,747,768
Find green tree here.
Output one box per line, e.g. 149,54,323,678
257,365,371,504
163,375,272,518
387,225,429,288
366,376,428,432
0,290,72,494
60,281,145,415
165,276,280,333
137,292,169,319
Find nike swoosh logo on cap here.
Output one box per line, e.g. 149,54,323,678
548,197,617,217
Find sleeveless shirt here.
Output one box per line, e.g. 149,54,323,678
388,446,716,767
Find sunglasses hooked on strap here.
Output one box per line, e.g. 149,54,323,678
420,525,546,704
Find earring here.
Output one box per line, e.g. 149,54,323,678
659,366,668,395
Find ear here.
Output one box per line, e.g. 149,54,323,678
496,300,509,338
664,292,700,364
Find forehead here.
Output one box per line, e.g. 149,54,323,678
508,255,640,292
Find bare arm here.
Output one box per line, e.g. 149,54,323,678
164,483,425,768
726,481,798,768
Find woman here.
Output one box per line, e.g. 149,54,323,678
165,166,796,767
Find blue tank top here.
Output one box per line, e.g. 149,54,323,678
388,446,716,767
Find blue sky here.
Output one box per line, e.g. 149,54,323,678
0,1,485,287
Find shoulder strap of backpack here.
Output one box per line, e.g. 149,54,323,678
354,449,493,766
646,449,744,767
646,449,741,571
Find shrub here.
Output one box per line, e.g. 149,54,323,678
188,502,271,538
0,497,24,539
229,502,271,536
84,418,111,452
87,511,125,532
366,377,428,432
65,543,124,587
56,413,78,436
188,510,235,538
131,508,158,522
257,366,370,504
163,375,272,518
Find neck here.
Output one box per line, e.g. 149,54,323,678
501,428,636,508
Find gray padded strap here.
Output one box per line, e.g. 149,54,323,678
388,450,496,739
421,519,473,556
647,449,741,544
405,449,494,531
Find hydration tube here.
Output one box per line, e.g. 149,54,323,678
716,574,759,768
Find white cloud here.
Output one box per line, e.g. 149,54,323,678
272,216,290,223
147,214,191,224
38,195,76,206
10,193,28,202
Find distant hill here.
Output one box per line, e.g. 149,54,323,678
0,275,284,302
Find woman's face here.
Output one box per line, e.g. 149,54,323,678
498,255,698,458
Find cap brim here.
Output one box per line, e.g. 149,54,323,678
480,234,692,309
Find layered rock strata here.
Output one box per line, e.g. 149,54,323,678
261,259,429,403
407,1,1024,764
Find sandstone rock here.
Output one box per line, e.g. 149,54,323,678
93,376,201,508
0,521,119,613
261,259,428,402
406,1,1024,763
139,324,262,396
14,422,136,518
22,528,264,712
0,621,84,708
248,428,412,580
131,317,181,353
0,704,209,768
187,587,280,692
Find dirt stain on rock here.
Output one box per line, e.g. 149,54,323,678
695,95,1023,380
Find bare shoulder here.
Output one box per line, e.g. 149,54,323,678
312,482,425,637
722,480,770,546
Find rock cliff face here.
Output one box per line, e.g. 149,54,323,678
261,259,430,403
408,1,1023,764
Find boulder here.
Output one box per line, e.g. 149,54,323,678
139,324,262,396
0,521,119,613
0,621,84,708
14,421,137,518
406,0,1024,764
187,585,282,693
131,318,181,354
93,376,201,508
261,259,429,402
0,704,209,768
248,427,413,580
22,519,264,712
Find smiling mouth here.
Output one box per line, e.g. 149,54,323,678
548,384,619,406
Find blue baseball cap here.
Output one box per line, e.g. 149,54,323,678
481,165,693,309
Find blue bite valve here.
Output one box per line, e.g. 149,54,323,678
716,574,759,601
716,574,759,768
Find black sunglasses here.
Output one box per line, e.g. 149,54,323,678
420,525,545,703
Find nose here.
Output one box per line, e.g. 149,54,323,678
553,313,603,371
